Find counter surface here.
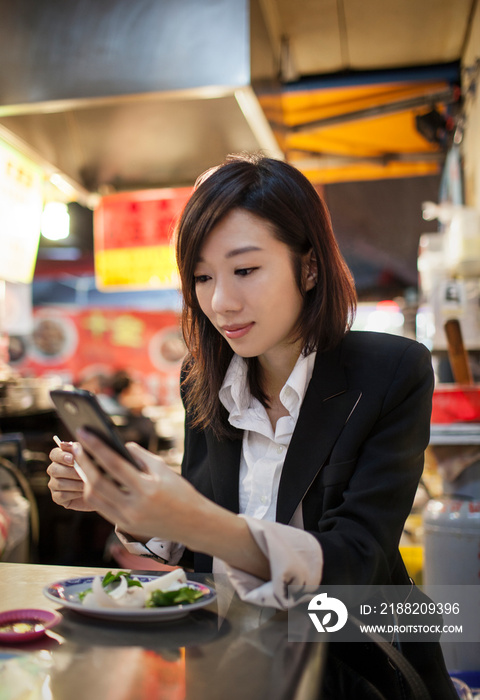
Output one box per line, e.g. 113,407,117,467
0,563,326,700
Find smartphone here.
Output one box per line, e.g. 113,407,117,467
50,388,143,470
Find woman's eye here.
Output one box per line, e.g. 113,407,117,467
235,267,258,277
194,274,210,284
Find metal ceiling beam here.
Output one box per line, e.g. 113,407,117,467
0,123,96,208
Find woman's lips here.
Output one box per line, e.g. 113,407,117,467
222,323,254,339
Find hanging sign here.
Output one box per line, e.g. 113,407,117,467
93,187,192,290
0,139,43,283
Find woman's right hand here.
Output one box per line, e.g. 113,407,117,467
47,440,95,512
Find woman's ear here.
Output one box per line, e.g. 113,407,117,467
305,250,318,291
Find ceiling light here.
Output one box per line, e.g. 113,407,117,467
41,202,70,241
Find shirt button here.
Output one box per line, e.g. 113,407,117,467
276,445,285,454
260,496,268,504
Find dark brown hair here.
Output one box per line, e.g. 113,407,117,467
175,153,356,438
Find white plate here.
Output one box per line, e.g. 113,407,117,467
43,575,216,622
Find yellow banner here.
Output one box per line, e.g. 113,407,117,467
95,245,180,290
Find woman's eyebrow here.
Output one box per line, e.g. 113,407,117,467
225,245,263,259
197,245,263,263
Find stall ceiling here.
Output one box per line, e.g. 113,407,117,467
0,0,474,199
271,0,472,77
256,0,471,183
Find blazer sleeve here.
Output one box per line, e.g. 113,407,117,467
311,340,434,586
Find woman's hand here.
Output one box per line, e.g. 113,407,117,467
47,440,95,512
66,429,270,580
71,429,205,544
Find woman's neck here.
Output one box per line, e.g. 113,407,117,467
258,342,303,406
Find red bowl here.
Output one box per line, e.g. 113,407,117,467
0,608,62,644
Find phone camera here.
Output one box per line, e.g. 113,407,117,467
64,400,79,415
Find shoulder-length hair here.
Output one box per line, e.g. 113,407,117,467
175,153,356,439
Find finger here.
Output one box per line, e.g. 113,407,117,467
52,438,76,456
50,488,84,507
126,442,169,478
72,441,135,515
76,429,145,491
125,442,150,466
125,442,150,458
48,472,85,493
50,491,92,512
53,435,73,450
49,446,76,467
47,461,83,483
126,443,164,474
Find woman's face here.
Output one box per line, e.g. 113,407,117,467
193,209,313,368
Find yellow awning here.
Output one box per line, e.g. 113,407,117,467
260,73,457,184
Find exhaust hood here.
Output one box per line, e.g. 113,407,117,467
0,0,282,204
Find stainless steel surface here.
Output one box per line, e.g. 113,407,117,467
0,0,250,104
0,563,326,699
0,93,269,194
430,423,480,445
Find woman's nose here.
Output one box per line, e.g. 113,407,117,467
211,279,241,314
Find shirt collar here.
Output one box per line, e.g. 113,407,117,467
219,353,251,417
219,350,316,424
279,350,316,420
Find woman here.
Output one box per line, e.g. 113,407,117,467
47,154,456,698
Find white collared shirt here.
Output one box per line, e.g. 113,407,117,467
219,351,316,522
118,348,324,608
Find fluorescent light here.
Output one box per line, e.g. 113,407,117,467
49,173,78,198
41,202,70,241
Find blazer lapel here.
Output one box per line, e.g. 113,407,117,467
276,348,362,525
206,431,242,514
205,343,362,521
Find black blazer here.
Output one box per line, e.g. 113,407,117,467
181,330,434,585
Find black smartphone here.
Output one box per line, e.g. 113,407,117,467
50,388,143,470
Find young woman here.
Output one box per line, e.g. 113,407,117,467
47,154,456,698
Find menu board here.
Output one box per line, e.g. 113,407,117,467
94,187,193,290
0,139,43,284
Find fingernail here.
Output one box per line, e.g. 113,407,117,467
63,453,74,465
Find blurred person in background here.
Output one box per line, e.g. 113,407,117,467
108,370,158,450
110,370,155,416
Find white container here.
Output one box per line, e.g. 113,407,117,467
444,206,480,276
423,498,480,671
417,232,446,302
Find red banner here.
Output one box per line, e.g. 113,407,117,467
94,188,192,290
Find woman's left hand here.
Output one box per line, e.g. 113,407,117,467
73,429,204,544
